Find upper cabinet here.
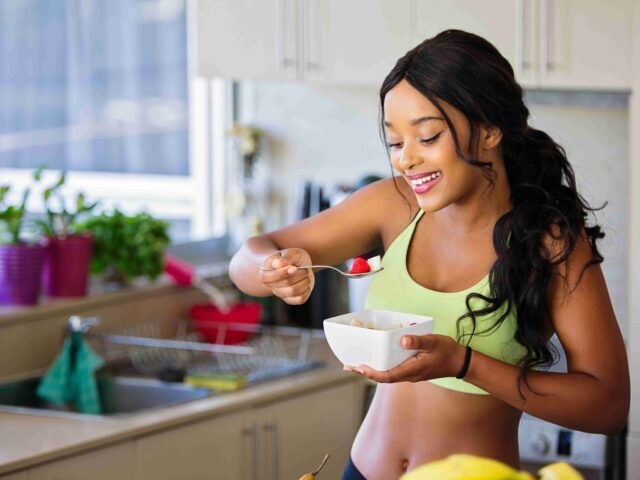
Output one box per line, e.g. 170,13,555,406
412,0,632,90
302,0,414,85
196,0,300,81
195,0,632,90
412,0,535,86
195,0,414,85
535,0,632,90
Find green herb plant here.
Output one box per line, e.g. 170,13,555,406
77,209,171,285
32,167,98,237
0,184,30,245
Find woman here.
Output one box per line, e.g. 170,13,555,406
229,30,629,479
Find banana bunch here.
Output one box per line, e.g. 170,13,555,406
399,454,583,480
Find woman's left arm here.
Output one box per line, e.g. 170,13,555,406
465,232,629,434
353,233,630,435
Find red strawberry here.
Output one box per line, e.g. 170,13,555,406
349,257,371,274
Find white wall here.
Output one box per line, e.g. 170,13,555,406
240,80,629,336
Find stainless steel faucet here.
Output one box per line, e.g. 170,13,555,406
68,315,102,333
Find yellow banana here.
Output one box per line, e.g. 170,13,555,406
400,454,535,480
538,462,583,480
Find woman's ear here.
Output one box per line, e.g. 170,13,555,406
480,125,503,150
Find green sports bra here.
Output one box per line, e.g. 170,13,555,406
364,209,527,394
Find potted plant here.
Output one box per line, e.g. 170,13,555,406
0,183,46,306
33,168,98,297
76,209,170,288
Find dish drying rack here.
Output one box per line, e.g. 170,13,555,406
86,319,327,385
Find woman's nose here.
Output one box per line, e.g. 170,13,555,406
398,144,423,172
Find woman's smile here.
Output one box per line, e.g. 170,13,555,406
406,170,443,194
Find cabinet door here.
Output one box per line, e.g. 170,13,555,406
136,410,252,480
538,0,631,90
195,0,299,81
413,0,538,87
257,382,362,480
303,0,415,85
0,472,28,480
29,442,135,480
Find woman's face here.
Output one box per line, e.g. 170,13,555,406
383,79,489,212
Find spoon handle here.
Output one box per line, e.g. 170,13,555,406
295,265,342,273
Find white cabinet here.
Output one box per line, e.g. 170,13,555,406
196,0,632,90
256,382,360,480
136,380,364,480
196,0,300,81
28,442,135,480
302,0,414,85
412,0,535,86
195,0,414,85
536,0,631,90
136,410,250,479
412,0,632,90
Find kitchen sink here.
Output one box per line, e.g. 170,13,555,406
0,375,213,420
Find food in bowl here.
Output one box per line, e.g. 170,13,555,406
349,316,414,331
323,309,434,371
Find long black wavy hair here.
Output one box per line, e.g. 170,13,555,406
380,30,605,393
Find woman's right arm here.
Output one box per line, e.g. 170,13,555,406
229,178,411,304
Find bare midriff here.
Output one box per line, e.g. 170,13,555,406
351,381,522,479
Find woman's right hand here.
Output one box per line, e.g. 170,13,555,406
260,248,315,305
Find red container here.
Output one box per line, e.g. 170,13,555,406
0,243,46,305
41,233,93,297
191,302,262,345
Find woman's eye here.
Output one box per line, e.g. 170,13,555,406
420,132,443,144
387,132,442,150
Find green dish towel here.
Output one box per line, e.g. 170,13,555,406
37,331,105,414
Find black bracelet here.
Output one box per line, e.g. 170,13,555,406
456,346,473,379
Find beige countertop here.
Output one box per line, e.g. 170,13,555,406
0,356,360,475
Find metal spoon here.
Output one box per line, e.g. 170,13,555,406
260,264,383,278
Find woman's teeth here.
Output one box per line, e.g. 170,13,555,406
410,171,441,186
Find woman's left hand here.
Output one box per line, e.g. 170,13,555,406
344,334,466,383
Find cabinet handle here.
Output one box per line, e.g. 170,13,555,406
540,0,555,74
516,0,529,73
242,424,258,480
303,0,320,72
263,421,280,480
278,0,296,70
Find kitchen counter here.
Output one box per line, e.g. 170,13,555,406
0,351,361,475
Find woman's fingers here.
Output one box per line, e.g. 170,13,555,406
260,248,315,305
274,275,311,298
261,265,304,285
346,351,435,384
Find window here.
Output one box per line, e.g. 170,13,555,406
0,0,230,243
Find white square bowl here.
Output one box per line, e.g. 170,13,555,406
323,309,434,371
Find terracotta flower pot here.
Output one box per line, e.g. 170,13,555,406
41,233,94,297
0,243,46,305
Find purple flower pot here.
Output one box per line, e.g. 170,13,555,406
42,233,94,297
0,243,46,306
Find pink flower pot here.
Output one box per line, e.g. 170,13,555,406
0,243,46,305
42,233,94,297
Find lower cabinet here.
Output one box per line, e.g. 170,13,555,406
28,442,136,480
135,409,250,479
0,379,364,480
256,382,358,480
0,472,29,480
135,380,362,480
